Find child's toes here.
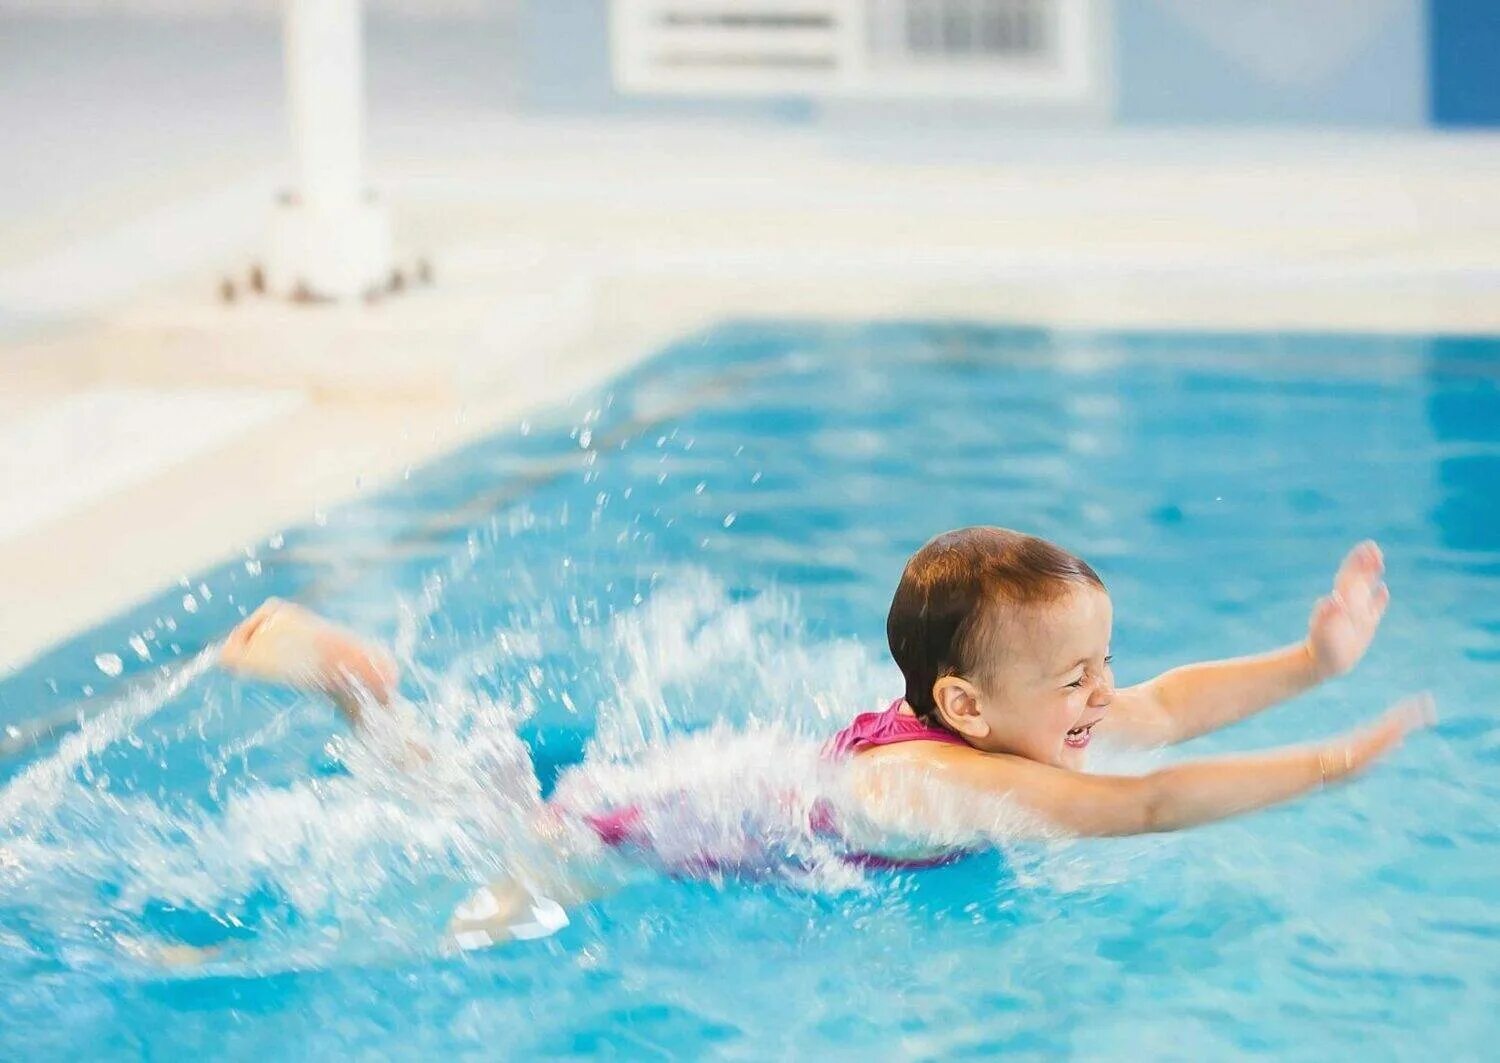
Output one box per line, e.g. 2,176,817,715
226,599,281,648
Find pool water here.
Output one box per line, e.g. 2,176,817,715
1,321,1497,1058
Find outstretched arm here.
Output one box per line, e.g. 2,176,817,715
1106,541,1389,746
874,695,1432,838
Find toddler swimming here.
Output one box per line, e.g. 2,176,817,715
219,527,1432,949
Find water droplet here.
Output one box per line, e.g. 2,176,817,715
94,653,123,677
128,635,151,662
314,508,328,526
4,725,20,740
163,617,178,633
579,429,593,449
245,559,263,576
520,420,531,435
694,482,707,495
197,583,213,601
182,594,198,614
751,471,762,484
723,512,737,528
268,532,285,549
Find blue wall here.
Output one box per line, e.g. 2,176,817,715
1116,1,1427,127
1430,0,1500,126
522,1,1495,129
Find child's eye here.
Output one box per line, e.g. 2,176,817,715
1104,655,1114,666
1066,676,1086,689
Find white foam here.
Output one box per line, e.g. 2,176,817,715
0,568,1053,971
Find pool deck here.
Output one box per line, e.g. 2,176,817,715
4,120,1500,675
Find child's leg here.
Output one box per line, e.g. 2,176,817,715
218,598,627,955
219,598,398,728
444,801,637,951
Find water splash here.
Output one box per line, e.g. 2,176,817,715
0,569,1048,978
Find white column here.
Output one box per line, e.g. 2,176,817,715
266,0,392,301
287,0,364,211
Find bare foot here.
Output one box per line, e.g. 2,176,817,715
219,598,397,704
117,935,223,969
446,881,571,952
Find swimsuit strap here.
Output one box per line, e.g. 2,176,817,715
822,699,969,759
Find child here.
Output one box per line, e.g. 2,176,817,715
219,527,1432,949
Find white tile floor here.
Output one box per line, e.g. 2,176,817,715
0,387,302,544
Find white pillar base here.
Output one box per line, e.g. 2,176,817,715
265,193,393,302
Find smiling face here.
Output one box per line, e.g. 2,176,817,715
933,583,1115,769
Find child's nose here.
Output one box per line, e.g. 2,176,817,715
1090,680,1115,707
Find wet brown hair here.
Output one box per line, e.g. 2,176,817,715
886,527,1105,722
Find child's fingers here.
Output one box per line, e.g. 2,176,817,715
1370,694,1435,754
1313,594,1342,622
1341,694,1435,775
1388,692,1437,730
1334,541,1383,601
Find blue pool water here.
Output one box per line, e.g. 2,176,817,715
1,321,1497,1058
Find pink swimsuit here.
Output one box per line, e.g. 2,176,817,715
576,700,972,874
820,698,969,760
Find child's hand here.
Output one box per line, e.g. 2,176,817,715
1323,693,1435,783
1306,541,1389,680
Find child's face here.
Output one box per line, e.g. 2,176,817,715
970,584,1115,769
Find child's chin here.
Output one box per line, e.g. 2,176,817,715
1058,745,1089,770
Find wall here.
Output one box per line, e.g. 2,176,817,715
1430,0,1500,126
522,0,1494,129
1115,0,1427,127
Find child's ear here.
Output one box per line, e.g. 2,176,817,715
932,676,989,739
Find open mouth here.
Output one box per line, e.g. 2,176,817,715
1064,720,1100,749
